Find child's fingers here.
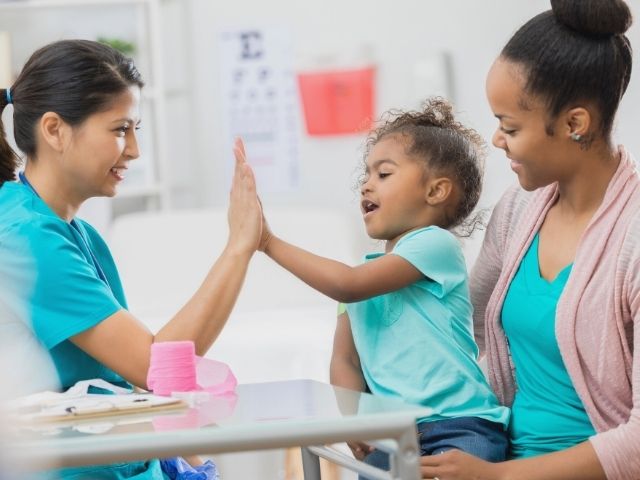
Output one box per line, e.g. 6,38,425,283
257,195,266,217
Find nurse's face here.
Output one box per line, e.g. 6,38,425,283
63,86,141,200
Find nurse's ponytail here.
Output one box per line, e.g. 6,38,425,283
0,87,19,186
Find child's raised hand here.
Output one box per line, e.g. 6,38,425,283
227,138,262,254
257,197,274,253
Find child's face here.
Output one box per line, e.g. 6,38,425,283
486,58,580,191
360,136,434,248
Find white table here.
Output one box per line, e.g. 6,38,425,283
8,380,430,479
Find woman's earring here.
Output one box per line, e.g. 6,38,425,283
571,132,583,142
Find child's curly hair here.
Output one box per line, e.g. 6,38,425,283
364,97,486,237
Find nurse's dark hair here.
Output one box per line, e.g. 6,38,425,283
0,39,144,187
363,97,486,237
501,0,633,139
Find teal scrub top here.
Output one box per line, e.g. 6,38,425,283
346,226,509,426
502,233,595,458
0,181,126,389
0,181,165,479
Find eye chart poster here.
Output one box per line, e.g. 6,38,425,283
218,27,301,193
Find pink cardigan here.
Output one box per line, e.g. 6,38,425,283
471,146,640,479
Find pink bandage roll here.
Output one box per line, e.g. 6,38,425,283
148,341,198,395
147,340,237,397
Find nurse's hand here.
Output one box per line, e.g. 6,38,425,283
228,138,262,254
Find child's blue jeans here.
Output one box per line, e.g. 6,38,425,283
359,416,508,480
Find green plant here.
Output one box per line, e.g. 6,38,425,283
97,37,136,56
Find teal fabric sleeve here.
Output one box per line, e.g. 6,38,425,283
20,217,122,349
392,226,466,298
78,219,128,309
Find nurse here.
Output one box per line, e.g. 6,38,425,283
0,39,262,478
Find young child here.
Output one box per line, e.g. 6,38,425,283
235,98,509,474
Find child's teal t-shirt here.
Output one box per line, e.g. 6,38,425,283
346,226,509,426
0,181,164,479
502,233,595,458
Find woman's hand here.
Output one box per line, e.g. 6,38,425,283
420,450,502,480
228,138,262,255
347,441,374,461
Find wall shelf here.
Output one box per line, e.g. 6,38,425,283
0,0,175,224
0,0,148,10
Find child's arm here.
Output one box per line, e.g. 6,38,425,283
263,234,422,302
330,311,365,391
233,144,423,303
330,310,375,461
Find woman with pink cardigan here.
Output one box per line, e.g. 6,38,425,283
421,1,639,479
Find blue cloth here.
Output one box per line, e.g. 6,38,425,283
159,458,218,480
359,416,509,479
502,233,595,458
346,226,509,426
0,181,164,479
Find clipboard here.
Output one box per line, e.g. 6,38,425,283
10,393,187,424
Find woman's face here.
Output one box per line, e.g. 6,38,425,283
486,58,576,191
63,86,141,200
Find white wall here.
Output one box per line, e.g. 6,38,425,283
3,1,639,262
181,0,640,262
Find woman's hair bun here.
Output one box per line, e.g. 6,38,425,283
551,0,633,36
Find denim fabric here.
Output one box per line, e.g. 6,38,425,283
359,417,508,480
